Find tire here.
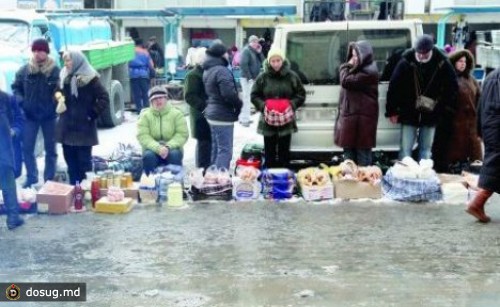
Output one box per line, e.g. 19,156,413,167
98,80,124,128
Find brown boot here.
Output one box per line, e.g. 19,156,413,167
466,189,493,223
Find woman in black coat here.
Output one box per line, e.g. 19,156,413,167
466,68,500,223
56,50,108,185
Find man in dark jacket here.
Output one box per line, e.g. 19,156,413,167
239,35,264,127
386,34,458,161
466,68,500,223
202,43,242,170
12,38,60,188
0,90,24,230
184,47,211,169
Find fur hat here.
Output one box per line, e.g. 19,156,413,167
206,43,227,58
415,34,434,53
148,86,168,102
248,35,259,43
31,38,50,54
267,48,285,61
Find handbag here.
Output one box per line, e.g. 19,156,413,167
413,61,443,113
264,98,294,127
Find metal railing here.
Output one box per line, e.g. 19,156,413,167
304,0,405,22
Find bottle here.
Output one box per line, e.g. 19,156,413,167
74,181,84,210
167,183,183,207
91,179,101,208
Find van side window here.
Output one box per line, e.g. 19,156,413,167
286,30,348,85
347,29,412,81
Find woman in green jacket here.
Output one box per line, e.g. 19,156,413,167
251,48,306,168
137,86,189,175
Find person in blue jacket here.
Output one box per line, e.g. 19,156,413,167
5,95,24,178
0,90,24,230
129,38,155,113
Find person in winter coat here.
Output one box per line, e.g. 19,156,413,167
57,50,108,185
251,48,306,168
239,35,264,127
334,41,379,166
386,34,458,161
5,95,24,178
184,47,212,170
137,86,189,175
12,38,60,188
0,90,24,230
129,38,155,113
432,49,482,173
466,68,500,223
202,43,242,170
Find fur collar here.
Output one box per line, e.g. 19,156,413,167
28,57,57,77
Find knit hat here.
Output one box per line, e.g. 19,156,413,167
415,34,434,53
148,85,168,102
31,38,50,54
267,48,285,61
248,35,259,43
206,43,227,58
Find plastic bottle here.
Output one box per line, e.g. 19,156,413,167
167,182,183,207
74,181,84,210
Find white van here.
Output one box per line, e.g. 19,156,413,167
272,19,424,161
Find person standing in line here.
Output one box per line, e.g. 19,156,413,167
385,34,458,161
251,48,305,168
432,49,482,173
137,86,188,175
129,38,154,113
334,41,379,166
0,90,24,230
6,94,24,178
466,68,500,223
184,47,212,170
12,38,60,188
202,43,242,170
239,35,264,127
57,50,108,185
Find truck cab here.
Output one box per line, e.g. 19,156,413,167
0,10,133,127
272,19,423,161
0,11,55,93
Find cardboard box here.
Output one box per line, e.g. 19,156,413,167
334,179,382,199
36,181,74,214
300,182,334,201
100,186,139,201
95,197,134,214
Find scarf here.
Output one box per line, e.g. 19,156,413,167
60,51,98,98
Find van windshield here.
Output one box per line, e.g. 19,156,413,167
0,21,29,47
286,28,412,84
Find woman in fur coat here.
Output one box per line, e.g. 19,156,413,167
432,49,482,173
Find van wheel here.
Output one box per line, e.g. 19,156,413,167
98,80,124,128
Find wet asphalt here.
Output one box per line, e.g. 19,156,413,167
2,197,500,307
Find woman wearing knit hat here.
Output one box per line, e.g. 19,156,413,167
202,42,242,170
137,86,189,175
56,50,109,185
251,48,305,168
334,41,379,166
